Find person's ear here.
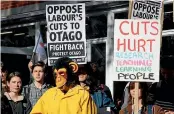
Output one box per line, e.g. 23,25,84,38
69,62,78,73
7,81,10,87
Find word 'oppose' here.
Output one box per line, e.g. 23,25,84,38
47,5,83,14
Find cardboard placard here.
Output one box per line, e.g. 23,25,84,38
114,19,161,82
46,4,86,66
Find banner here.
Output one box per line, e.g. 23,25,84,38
130,0,163,19
32,27,47,64
46,4,86,66
113,19,161,82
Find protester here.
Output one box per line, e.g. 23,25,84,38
119,82,164,114
121,82,130,109
90,62,114,102
22,61,52,107
121,81,153,110
30,57,97,114
78,63,117,114
147,57,174,113
90,60,105,85
0,61,8,95
1,71,32,114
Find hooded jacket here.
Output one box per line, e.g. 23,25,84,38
30,85,97,114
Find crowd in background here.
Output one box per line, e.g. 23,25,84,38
1,56,174,114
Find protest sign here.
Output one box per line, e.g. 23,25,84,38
46,4,86,66
128,1,163,113
130,0,163,19
113,19,161,82
129,0,163,49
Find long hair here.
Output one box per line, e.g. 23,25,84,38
128,82,148,114
77,62,100,93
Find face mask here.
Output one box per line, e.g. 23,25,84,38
54,68,67,88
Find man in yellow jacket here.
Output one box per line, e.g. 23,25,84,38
30,57,97,114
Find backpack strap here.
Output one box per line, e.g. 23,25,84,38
24,85,30,99
147,105,153,114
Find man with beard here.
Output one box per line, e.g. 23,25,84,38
30,57,97,114
147,57,174,113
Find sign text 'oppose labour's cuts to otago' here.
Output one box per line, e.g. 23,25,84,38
113,19,160,82
46,4,86,63
131,0,162,19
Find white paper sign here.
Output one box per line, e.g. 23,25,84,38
131,0,163,20
46,4,86,66
113,19,161,82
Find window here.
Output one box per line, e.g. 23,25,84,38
91,43,106,84
163,3,174,30
114,11,128,19
161,35,174,56
1,26,35,47
86,14,107,39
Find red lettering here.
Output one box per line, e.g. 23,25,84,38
117,39,126,51
147,39,155,52
117,38,155,52
138,39,146,52
142,21,150,35
131,21,139,35
150,22,159,35
128,39,136,51
119,21,129,35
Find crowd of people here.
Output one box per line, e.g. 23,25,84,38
1,57,174,114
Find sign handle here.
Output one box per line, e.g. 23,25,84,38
128,1,139,114
134,82,139,114
128,0,133,19
160,0,164,48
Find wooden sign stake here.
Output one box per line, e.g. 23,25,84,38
134,82,139,114
128,1,139,114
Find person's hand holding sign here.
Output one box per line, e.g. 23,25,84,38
28,61,33,72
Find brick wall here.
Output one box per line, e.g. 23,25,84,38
1,1,42,10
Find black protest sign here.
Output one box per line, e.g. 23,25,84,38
46,4,86,66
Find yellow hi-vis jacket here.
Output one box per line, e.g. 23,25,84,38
30,85,97,114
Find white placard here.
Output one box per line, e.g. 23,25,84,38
113,19,161,82
46,4,86,66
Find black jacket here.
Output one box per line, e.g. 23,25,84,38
147,80,174,110
1,95,13,114
1,94,32,114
